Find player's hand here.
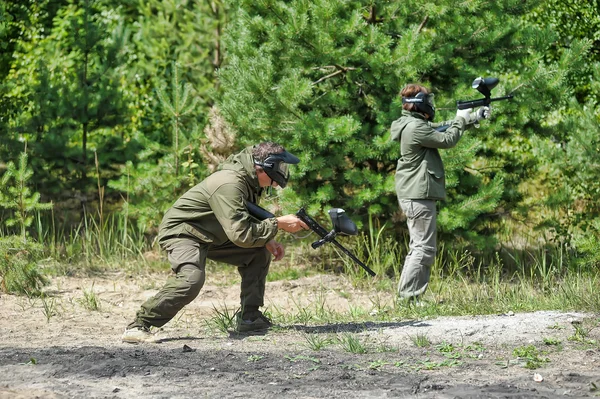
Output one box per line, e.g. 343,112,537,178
266,239,285,261
276,214,309,233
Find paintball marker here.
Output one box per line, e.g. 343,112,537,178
245,201,376,277
436,76,513,132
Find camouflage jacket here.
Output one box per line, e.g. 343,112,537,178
390,110,467,201
157,146,278,248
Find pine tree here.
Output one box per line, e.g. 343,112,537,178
155,62,200,177
217,0,586,248
2,0,131,194
0,145,53,242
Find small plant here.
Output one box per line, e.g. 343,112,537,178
40,294,57,323
155,62,200,178
374,339,398,353
568,320,597,344
547,323,566,330
247,354,264,362
513,345,549,369
410,333,431,348
338,333,367,354
416,358,462,370
543,337,561,346
79,284,101,311
0,146,53,242
285,355,320,364
436,342,456,353
206,304,236,333
303,333,333,351
368,359,389,370
0,237,48,295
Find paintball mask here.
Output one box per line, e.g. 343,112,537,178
254,150,300,188
402,92,436,121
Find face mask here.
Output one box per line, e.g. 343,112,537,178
255,150,299,188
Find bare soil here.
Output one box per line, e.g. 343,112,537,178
1,270,599,399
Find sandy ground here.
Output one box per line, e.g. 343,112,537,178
1,270,599,399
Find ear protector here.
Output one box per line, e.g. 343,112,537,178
254,150,300,188
402,92,436,121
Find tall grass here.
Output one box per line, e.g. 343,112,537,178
32,208,156,275
327,216,600,316
6,198,600,319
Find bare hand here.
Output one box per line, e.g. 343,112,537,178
266,239,285,261
276,214,309,233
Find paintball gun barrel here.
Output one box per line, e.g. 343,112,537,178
245,201,376,277
456,77,513,110
435,76,513,132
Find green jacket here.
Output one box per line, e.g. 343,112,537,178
390,110,466,201
157,147,278,248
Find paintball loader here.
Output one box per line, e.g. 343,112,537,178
245,200,376,277
436,76,513,132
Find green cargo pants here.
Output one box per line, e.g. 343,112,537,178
397,199,437,300
129,238,271,328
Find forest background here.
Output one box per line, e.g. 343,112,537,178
1,0,599,302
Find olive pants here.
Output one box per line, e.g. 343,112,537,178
397,199,437,300
130,238,271,328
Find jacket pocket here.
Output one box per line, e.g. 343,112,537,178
426,168,444,198
180,223,214,243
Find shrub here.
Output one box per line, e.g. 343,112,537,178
0,236,48,295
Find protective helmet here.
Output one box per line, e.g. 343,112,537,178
254,150,300,188
402,92,436,121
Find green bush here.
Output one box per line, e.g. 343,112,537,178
0,236,48,295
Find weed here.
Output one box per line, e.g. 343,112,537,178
374,339,398,353
338,333,367,354
303,333,333,351
22,357,37,365
513,345,549,369
568,320,597,344
368,360,389,370
348,304,366,319
79,284,101,311
206,304,236,333
464,342,485,353
410,333,431,348
547,323,566,330
416,358,462,370
543,337,561,346
247,354,264,362
40,294,57,322
436,342,456,353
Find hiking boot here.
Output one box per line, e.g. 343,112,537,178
122,325,156,343
234,311,272,333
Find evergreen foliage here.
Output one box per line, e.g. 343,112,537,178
155,62,201,177
533,101,600,243
3,0,132,193
0,235,48,295
0,0,597,268
217,0,588,249
0,147,53,242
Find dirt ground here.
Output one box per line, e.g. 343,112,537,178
1,270,599,399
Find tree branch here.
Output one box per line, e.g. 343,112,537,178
312,66,356,85
417,15,429,33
